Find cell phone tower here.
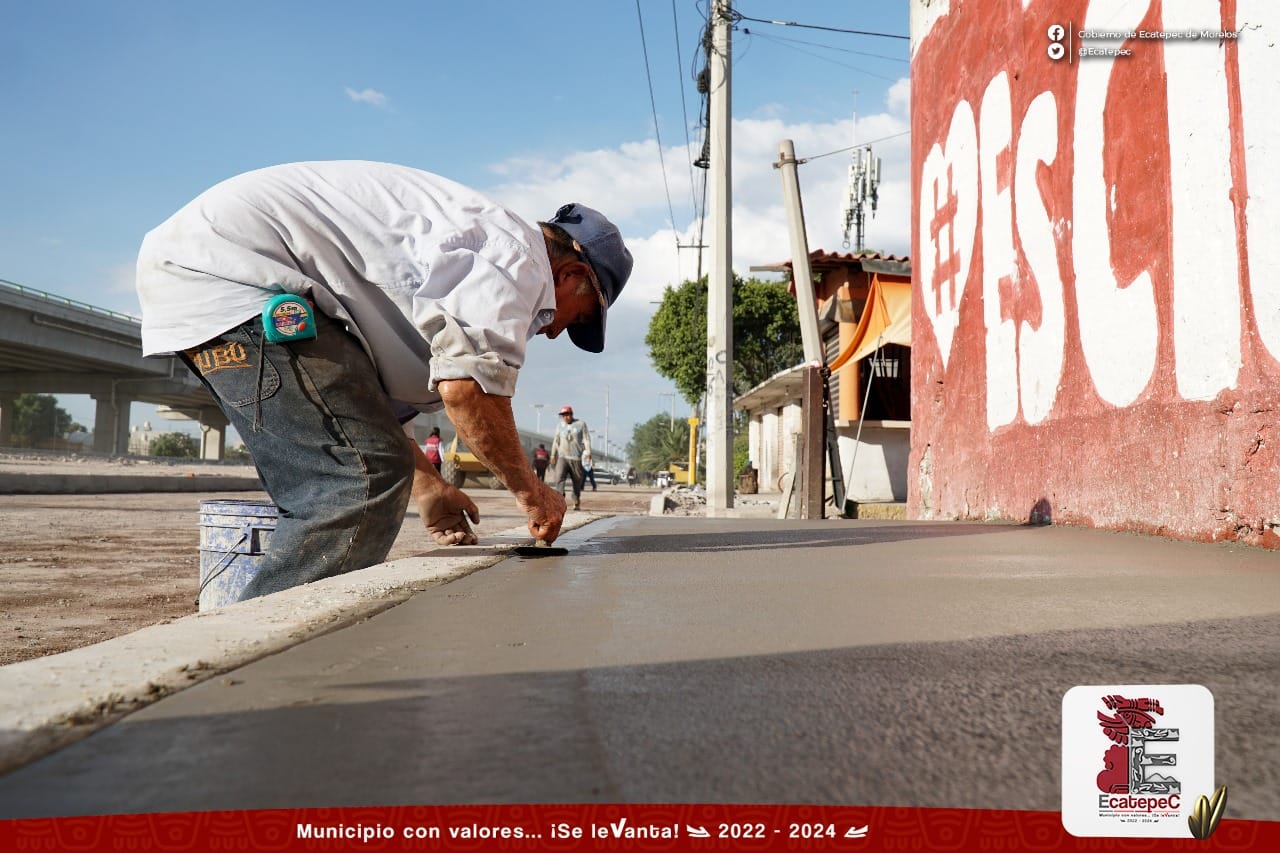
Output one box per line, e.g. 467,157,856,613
842,145,881,252
841,96,880,253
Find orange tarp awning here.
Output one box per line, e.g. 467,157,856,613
828,274,912,372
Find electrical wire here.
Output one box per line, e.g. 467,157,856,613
743,28,899,82
731,11,910,41
746,29,908,63
796,130,912,164
672,0,698,217
635,0,681,244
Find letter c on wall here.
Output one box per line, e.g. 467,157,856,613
1072,0,1159,407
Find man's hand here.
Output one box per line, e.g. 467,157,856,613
416,484,480,546
438,378,575,544
407,432,480,546
515,480,567,543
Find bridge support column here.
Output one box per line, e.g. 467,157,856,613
0,393,14,447
91,394,131,456
199,407,229,461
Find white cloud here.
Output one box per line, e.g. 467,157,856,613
487,78,912,440
485,77,911,296
344,87,389,108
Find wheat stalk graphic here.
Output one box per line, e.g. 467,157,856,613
1188,785,1228,840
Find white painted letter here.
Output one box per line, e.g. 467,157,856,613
1072,0,1158,407
1166,0,1241,400
980,72,1019,429
1016,92,1065,424
1239,1,1280,362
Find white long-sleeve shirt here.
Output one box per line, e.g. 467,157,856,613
136,161,557,409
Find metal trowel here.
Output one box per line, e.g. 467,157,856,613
512,539,569,558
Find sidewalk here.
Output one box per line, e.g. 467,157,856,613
0,515,1277,820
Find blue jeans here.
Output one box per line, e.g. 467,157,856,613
182,311,413,601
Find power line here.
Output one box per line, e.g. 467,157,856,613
743,29,900,81
731,11,910,41
797,130,912,164
744,30,908,63
635,0,681,244
671,0,698,217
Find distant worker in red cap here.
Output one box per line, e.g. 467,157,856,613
136,162,632,601
548,405,591,510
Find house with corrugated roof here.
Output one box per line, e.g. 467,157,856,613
737,250,911,509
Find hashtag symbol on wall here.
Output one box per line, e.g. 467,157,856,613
930,164,962,316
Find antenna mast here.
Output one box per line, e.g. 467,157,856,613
841,95,881,252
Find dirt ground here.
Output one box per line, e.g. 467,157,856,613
0,454,657,666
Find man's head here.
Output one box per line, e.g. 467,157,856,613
559,405,574,422
538,203,633,353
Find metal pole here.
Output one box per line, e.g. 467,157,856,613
705,0,734,513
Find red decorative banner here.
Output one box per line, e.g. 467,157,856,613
0,806,1274,851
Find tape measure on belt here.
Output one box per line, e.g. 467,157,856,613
261,294,318,343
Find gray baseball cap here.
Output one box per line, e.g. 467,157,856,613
548,202,633,353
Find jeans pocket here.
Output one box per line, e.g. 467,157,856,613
185,322,281,408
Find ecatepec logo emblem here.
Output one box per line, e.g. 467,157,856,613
1062,685,1215,838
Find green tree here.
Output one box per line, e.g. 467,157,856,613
149,432,198,458
645,275,803,404
627,413,692,473
10,394,74,445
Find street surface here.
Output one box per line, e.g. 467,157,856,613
0,517,1277,820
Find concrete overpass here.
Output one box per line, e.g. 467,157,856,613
0,279,228,458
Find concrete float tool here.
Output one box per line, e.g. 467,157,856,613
512,539,569,558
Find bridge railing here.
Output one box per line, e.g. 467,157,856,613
0,278,140,324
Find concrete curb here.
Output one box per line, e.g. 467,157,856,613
0,513,603,774
0,473,262,494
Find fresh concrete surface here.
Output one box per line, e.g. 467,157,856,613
0,513,602,775
0,516,1277,820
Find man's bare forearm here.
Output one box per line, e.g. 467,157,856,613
437,378,540,498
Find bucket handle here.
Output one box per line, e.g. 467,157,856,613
196,518,273,604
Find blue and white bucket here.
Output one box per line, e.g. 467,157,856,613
198,499,278,611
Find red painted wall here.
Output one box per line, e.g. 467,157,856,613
910,0,1280,546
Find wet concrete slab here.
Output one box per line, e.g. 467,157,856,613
1,517,1278,819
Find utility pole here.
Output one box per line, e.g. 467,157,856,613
777,140,823,366
658,391,676,432
705,0,734,514
777,138,844,519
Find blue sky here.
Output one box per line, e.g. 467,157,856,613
1,1,910,458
